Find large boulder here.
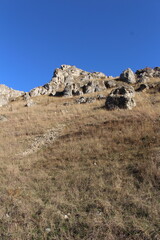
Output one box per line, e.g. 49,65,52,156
120,68,136,84
105,86,136,110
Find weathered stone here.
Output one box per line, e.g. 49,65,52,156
29,84,56,97
136,67,154,78
97,94,106,100
136,84,149,92
72,83,83,96
137,76,150,83
0,84,24,106
153,67,160,77
105,86,136,110
120,68,136,84
76,96,96,104
23,92,30,101
50,65,107,86
82,80,106,94
76,96,86,104
105,80,117,88
63,84,73,97
91,72,106,79
25,99,35,107
0,115,8,122
29,87,42,97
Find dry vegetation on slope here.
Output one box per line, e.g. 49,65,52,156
0,86,160,240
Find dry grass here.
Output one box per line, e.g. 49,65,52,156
0,88,160,239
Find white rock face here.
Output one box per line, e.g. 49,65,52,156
0,84,24,106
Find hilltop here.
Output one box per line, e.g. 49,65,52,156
0,65,160,240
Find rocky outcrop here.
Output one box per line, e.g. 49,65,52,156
105,86,136,110
136,67,155,78
29,65,107,97
136,67,160,80
0,84,24,107
29,83,56,97
50,65,106,85
120,68,136,84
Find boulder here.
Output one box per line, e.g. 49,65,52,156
105,80,117,88
120,68,136,84
76,96,96,104
105,86,136,110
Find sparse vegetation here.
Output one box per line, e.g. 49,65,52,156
0,86,160,239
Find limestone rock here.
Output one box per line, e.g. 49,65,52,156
105,80,117,88
137,76,150,83
82,80,106,94
120,68,136,84
76,96,96,104
136,67,155,78
136,84,149,92
154,67,160,77
97,94,106,100
0,84,24,107
105,86,136,110
29,84,56,97
63,84,73,97
29,65,107,98
50,65,107,86
0,115,8,122
25,99,35,107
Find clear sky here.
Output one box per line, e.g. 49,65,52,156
0,0,160,91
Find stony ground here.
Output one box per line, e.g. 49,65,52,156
0,85,160,240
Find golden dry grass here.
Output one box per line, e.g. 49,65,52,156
0,88,160,239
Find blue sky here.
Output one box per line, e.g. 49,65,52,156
0,0,160,91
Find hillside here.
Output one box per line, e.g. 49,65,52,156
0,65,160,239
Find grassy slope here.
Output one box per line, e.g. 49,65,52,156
0,87,160,240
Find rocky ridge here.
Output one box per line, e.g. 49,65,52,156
0,65,160,109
